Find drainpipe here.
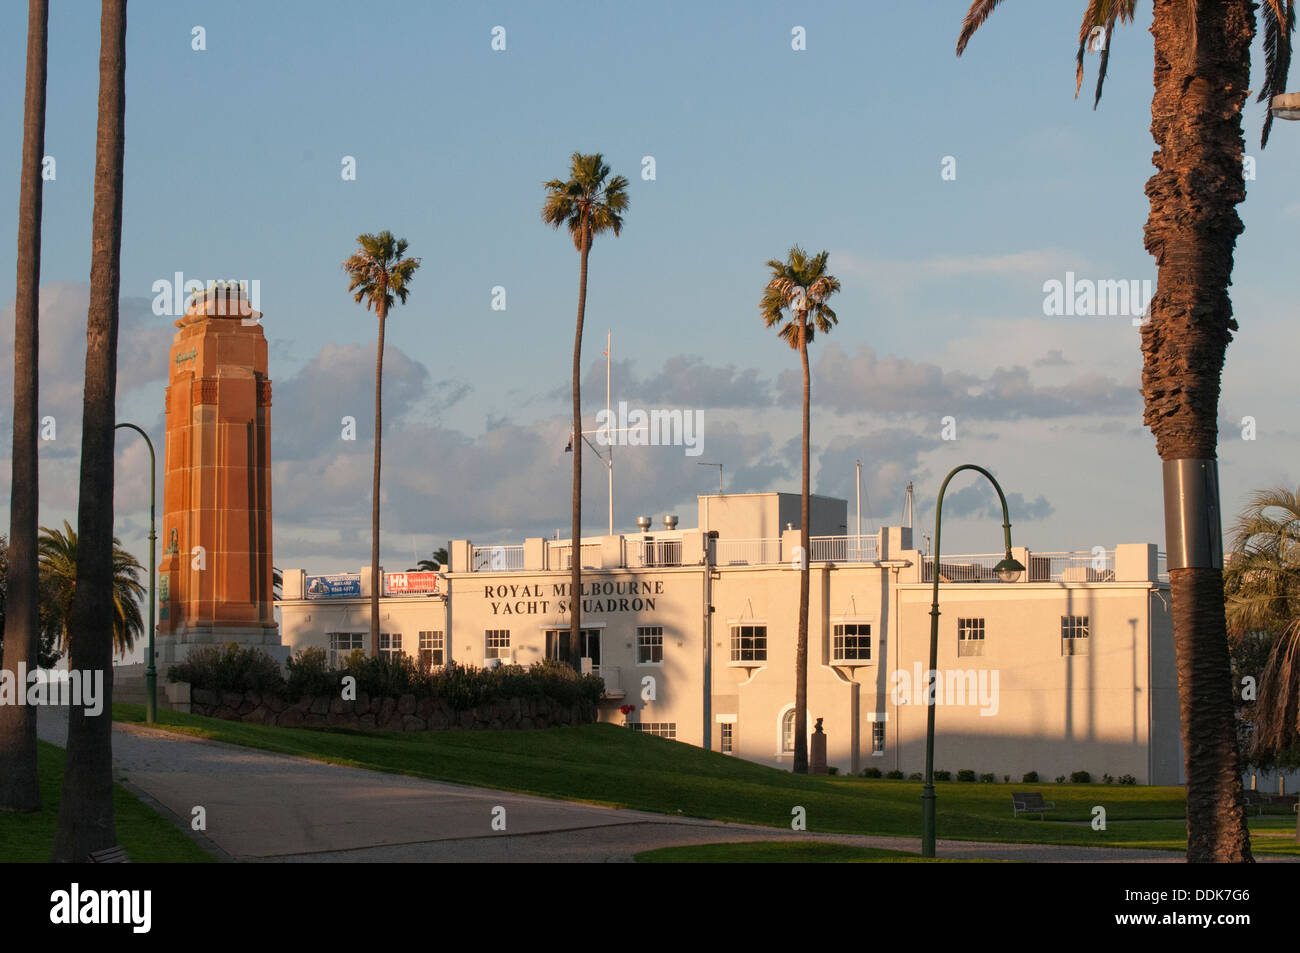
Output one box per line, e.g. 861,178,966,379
702,531,717,751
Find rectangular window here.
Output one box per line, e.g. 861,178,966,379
418,630,444,668
378,632,403,659
627,722,676,739
731,625,767,662
485,629,511,660
545,629,601,670
1061,615,1090,655
958,618,985,657
872,722,886,755
327,632,364,669
637,626,664,664
720,722,733,754
832,623,872,662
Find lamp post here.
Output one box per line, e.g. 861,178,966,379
115,422,157,724
921,464,1024,858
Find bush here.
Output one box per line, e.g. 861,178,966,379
1102,773,1115,784
956,769,977,782
908,772,923,781
168,643,285,695
285,646,340,700
827,766,838,776
979,773,996,784
1118,774,1137,785
1003,775,1010,783
1055,776,1066,784
343,651,425,699
1070,771,1092,784
1022,771,1039,783
886,770,905,780
933,770,952,782
862,767,883,778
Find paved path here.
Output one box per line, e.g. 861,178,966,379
36,707,1210,863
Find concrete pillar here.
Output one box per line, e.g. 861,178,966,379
1116,543,1157,582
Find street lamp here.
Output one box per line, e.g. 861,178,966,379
1271,93,1300,121
115,422,157,724
921,464,1025,858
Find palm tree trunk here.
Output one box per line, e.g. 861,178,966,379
1143,0,1255,863
794,315,810,774
570,225,589,671
52,0,126,862
0,0,49,815
371,298,386,659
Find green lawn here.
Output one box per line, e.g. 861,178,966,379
114,703,1300,857
0,740,214,863
635,842,963,863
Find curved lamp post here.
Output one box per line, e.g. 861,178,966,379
115,422,156,724
921,464,1025,858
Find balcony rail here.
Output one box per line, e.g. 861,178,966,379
1157,551,1169,583
713,537,782,566
921,554,1012,583
1028,551,1116,583
809,534,879,563
630,538,683,568
548,541,603,571
470,544,524,571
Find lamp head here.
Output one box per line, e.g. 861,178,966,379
994,555,1025,583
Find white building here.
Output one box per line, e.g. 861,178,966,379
277,492,1184,783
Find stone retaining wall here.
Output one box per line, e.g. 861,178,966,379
188,686,595,731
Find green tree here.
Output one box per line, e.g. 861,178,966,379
956,0,1294,866
36,522,144,658
0,0,49,815
53,0,127,862
542,153,629,669
342,231,421,659
409,547,448,572
760,246,840,775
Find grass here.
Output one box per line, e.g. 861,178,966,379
114,703,1300,857
0,740,214,863
635,842,961,863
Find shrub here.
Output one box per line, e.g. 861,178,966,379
886,770,905,780
168,643,285,695
1070,770,1092,784
979,773,996,784
1022,771,1039,783
343,651,426,699
862,767,883,778
956,769,977,782
285,646,339,700
1003,775,1010,783
827,766,838,776
1102,773,1115,784
1055,776,1066,784
933,770,952,782
908,772,923,781
1118,774,1137,785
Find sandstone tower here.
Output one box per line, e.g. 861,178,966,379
157,283,282,662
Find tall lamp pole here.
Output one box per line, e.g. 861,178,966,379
921,463,1024,858
115,422,156,724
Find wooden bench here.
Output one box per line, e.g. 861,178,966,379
1011,792,1055,819
87,845,130,863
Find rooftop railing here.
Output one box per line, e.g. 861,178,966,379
714,538,783,566
809,534,879,563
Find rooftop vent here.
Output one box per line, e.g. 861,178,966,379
663,515,678,530
636,516,653,532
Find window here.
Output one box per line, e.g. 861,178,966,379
485,629,511,660
379,632,403,659
958,618,985,657
637,626,664,664
419,630,444,668
720,722,733,754
731,624,767,662
328,632,364,668
1062,615,1089,655
781,709,796,753
545,629,601,670
832,623,872,662
627,722,676,739
872,722,886,756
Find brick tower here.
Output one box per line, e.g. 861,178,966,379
157,283,283,663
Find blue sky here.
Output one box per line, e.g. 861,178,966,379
2,0,1297,587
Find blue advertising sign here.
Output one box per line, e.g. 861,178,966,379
303,573,362,599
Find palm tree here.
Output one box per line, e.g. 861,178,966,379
409,547,447,572
542,153,629,669
342,231,421,659
53,0,127,863
0,0,49,815
957,0,1294,863
760,246,840,774
37,522,144,658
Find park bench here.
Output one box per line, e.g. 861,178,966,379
1011,792,1055,819
1240,795,1262,816
87,845,130,863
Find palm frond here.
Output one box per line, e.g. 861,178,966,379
1259,0,1296,148
957,0,1011,56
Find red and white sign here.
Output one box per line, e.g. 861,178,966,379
385,571,440,595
